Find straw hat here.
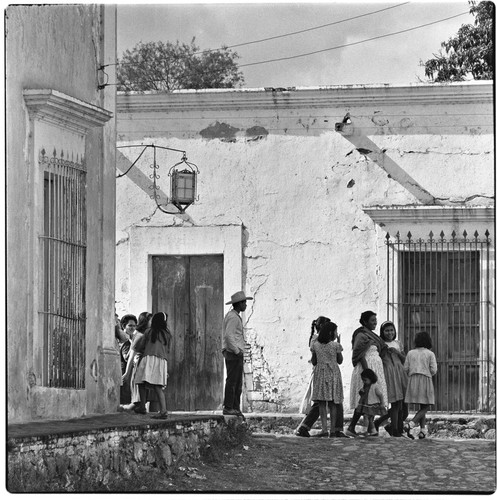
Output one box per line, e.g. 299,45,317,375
226,291,253,305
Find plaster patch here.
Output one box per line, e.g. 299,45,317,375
199,121,240,141
372,115,389,126
245,126,268,140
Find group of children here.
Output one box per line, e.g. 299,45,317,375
117,311,172,420
306,315,438,439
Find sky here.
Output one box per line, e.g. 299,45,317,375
116,0,475,88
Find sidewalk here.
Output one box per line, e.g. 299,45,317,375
7,410,495,439
7,411,222,440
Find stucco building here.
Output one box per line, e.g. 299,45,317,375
7,5,119,423
115,82,494,414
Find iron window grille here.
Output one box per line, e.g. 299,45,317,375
386,230,494,413
39,148,86,389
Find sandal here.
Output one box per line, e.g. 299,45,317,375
403,423,415,440
151,411,168,420
418,430,426,439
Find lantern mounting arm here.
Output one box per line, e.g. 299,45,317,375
116,143,198,215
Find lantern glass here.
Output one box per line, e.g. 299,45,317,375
171,169,195,204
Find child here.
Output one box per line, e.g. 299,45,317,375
122,311,152,412
310,321,344,437
403,331,438,439
346,368,387,437
298,316,331,416
133,312,172,419
374,321,408,437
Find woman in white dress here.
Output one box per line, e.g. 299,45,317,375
348,311,388,417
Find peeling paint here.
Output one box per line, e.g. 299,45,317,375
90,359,98,381
244,331,282,407
27,372,36,388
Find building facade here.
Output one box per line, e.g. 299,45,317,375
116,82,494,413
6,5,119,423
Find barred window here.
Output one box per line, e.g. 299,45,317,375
386,230,493,412
40,148,86,389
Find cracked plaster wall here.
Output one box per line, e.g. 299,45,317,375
116,86,494,411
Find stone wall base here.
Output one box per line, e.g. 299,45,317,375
8,417,223,491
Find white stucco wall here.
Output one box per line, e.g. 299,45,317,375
116,82,494,412
7,5,119,422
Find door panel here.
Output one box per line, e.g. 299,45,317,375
190,255,224,410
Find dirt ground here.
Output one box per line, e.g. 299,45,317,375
123,432,496,494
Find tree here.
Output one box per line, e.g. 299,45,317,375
116,39,244,92
422,0,494,82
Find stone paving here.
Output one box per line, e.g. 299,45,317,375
7,412,496,493
179,431,496,493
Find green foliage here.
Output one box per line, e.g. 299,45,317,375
422,1,494,82
117,39,245,91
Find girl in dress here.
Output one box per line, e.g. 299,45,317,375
310,321,344,437
346,368,387,437
403,331,438,439
375,321,408,437
122,311,152,412
134,312,172,419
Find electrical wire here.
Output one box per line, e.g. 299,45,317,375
108,10,472,88
194,2,410,54
239,11,470,68
108,2,410,69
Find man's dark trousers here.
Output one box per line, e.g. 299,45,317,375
301,401,345,430
223,351,244,411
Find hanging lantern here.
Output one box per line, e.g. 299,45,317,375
116,144,200,215
168,153,199,213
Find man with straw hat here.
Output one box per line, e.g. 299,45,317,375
222,291,253,417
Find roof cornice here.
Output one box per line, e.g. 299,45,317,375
117,82,493,113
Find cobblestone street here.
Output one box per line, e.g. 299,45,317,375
159,432,496,493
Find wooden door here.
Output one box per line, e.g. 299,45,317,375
152,255,224,411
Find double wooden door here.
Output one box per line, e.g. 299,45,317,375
152,255,224,411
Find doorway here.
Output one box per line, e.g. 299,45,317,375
151,254,224,410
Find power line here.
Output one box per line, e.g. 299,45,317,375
110,2,410,68
239,11,470,68
195,2,410,54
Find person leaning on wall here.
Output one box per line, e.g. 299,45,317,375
222,291,253,418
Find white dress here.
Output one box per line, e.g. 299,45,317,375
349,345,388,410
